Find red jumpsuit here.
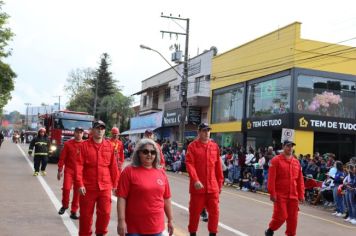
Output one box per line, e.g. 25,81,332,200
58,139,83,214
267,154,305,236
76,138,118,236
186,139,223,234
109,138,124,170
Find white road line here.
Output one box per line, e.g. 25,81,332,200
171,200,249,236
17,144,78,236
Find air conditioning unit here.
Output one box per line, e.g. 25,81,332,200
205,75,211,81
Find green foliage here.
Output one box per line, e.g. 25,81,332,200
0,1,16,116
66,89,94,113
98,92,134,131
65,54,133,129
94,53,117,98
64,68,95,112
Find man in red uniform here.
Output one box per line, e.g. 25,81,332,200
144,129,165,167
186,123,224,236
76,120,118,236
109,127,124,170
265,140,305,236
57,127,84,219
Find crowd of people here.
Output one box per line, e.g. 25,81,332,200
158,139,356,227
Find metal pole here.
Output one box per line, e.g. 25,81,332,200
179,18,189,147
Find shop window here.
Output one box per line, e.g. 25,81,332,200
210,132,243,149
247,76,291,117
296,75,355,118
211,84,244,123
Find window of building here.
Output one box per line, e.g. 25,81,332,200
164,87,171,101
194,76,203,93
143,95,147,107
296,75,356,118
247,76,291,117
211,84,244,123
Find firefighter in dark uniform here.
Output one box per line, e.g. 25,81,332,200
28,128,50,176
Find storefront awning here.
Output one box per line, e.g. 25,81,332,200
120,127,160,135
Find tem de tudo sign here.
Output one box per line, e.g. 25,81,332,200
297,115,356,133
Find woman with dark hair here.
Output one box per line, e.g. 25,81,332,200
117,138,174,236
332,161,346,217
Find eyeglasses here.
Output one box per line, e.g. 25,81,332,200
140,149,157,155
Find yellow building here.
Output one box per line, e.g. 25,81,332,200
210,22,356,162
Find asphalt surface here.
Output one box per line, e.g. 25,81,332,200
0,139,355,236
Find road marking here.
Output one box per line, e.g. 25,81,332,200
17,144,78,236
171,201,249,236
168,174,356,230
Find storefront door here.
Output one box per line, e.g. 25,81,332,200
314,132,355,163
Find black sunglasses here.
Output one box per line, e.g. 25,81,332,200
140,149,157,155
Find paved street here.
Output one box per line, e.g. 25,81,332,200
0,139,355,236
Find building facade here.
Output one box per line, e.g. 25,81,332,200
123,48,217,142
210,22,356,162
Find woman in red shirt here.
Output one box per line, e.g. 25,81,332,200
117,138,174,236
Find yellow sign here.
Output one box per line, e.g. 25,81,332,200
247,120,252,129
299,117,309,128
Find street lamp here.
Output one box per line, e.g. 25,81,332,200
139,45,183,80
140,44,189,146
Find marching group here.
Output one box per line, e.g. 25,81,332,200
24,119,356,235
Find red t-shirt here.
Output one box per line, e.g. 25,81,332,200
118,165,171,234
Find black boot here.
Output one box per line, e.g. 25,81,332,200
265,228,274,236
190,233,196,236
209,233,217,236
69,212,79,220
58,206,67,215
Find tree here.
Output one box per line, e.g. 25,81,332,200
64,68,95,112
91,53,118,118
0,1,16,116
64,68,95,99
98,92,133,131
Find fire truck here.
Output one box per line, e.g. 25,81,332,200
40,110,94,163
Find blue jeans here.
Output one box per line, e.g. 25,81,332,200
346,190,356,219
126,233,162,236
333,185,344,213
232,165,241,182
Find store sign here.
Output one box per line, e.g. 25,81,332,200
163,107,201,127
295,114,356,134
188,107,201,125
242,114,290,131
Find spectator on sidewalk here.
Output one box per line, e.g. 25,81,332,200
332,161,346,217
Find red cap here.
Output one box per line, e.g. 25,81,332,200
111,127,119,135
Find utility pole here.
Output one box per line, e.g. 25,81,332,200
160,14,190,148
24,103,31,129
53,95,61,111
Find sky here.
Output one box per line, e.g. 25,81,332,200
3,0,356,114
